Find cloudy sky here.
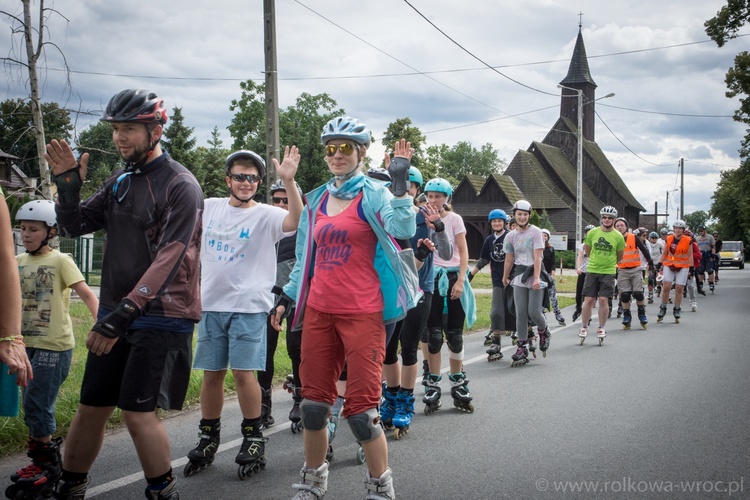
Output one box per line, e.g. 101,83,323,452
1,0,745,222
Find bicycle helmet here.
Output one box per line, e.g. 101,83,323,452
367,167,392,183
512,200,532,214
409,166,423,188
321,116,371,148
649,231,659,239
225,150,266,179
584,224,595,232
16,200,56,228
600,205,618,218
423,178,452,197
615,217,628,227
541,228,551,237
488,209,508,222
673,220,687,229
101,89,168,124
507,216,516,226
269,178,302,197
659,228,668,236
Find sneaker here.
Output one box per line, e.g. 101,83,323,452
691,301,697,312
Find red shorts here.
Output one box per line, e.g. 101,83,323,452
300,306,385,417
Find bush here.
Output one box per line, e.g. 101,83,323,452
557,250,576,269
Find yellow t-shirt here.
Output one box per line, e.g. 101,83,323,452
16,249,85,351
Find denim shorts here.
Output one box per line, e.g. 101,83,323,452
193,312,267,371
23,348,72,438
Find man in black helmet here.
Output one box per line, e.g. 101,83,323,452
45,89,203,500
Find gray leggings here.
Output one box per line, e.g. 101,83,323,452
513,286,547,341
490,286,506,331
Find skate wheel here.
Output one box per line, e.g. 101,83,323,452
599,338,604,346
579,337,585,345
291,421,302,434
356,446,366,465
5,485,18,499
183,461,200,477
542,350,547,358
531,351,537,359
394,428,401,440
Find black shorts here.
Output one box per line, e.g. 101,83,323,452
80,329,193,412
582,273,616,299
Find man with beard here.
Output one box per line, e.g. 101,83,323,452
45,89,203,499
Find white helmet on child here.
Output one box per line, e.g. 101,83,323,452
16,200,57,228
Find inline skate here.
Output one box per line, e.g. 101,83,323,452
235,423,267,480
391,389,415,440
673,306,681,324
538,326,551,357
485,334,503,362
448,372,474,413
184,419,221,476
510,339,529,367
422,374,442,415
637,305,648,329
622,309,632,330
6,437,62,499
656,304,667,322
291,462,328,500
597,327,606,346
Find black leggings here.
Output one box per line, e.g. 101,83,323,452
575,272,586,312
427,274,466,330
259,308,300,390
384,292,432,366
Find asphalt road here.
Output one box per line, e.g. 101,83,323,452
2,270,748,499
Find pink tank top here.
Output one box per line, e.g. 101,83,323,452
307,192,383,314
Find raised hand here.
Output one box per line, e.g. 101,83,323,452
45,139,89,180
273,146,300,182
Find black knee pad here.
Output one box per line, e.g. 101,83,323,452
633,291,644,302
427,327,443,354
300,400,332,431
446,329,464,354
620,291,631,304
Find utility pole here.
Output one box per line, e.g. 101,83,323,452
263,0,280,204
679,158,684,221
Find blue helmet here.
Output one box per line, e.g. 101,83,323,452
321,116,371,148
408,166,423,188
488,209,507,222
423,178,452,197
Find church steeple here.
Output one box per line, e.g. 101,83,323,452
559,24,598,141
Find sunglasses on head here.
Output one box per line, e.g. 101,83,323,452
272,197,288,204
325,143,356,157
230,173,261,183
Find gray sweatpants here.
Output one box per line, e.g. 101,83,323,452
490,286,507,332
513,286,547,341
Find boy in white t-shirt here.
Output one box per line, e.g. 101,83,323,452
185,147,302,477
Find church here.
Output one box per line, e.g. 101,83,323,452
452,26,646,257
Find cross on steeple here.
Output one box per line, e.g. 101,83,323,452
578,11,583,29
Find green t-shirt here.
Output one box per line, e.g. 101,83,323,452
17,249,85,351
585,227,625,275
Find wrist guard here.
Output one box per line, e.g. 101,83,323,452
53,165,83,205
414,242,432,262
432,219,445,232
387,156,410,197
92,299,140,339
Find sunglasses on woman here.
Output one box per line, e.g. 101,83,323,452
272,197,288,204
325,143,356,157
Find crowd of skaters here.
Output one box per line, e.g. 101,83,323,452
0,88,724,500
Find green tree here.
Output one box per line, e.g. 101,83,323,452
194,127,229,198
538,209,555,230
228,81,345,193
0,98,72,178
683,210,710,231
529,210,541,227
705,2,750,245
76,121,121,198
162,107,197,171
424,141,505,186
380,117,426,169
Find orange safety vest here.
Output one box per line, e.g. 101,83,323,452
617,233,641,269
663,235,692,268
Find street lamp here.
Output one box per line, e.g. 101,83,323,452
557,85,615,246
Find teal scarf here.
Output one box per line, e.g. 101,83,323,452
326,171,366,200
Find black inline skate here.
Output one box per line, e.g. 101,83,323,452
422,374,442,415
260,387,274,428
283,375,303,433
448,372,474,413
510,339,529,367
6,437,62,499
485,334,503,362
54,476,89,500
235,422,268,480
673,306,681,324
538,326,551,357
184,419,220,477
657,304,667,322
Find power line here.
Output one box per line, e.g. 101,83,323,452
598,103,732,118
402,0,557,97
594,109,673,167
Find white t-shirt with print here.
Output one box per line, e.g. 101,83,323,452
201,199,290,313
504,225,545,288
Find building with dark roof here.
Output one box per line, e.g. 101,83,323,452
0,148,36,194
453,27,646,257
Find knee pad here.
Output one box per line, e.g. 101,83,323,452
633,291,644,302
620,291,631,304
348,408,383,443
300,400,332,431
427,327,443,354
445,329,464,355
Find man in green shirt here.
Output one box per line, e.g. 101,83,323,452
579,206,625,344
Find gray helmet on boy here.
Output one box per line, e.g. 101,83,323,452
269,178,303,197
225,150,266,179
